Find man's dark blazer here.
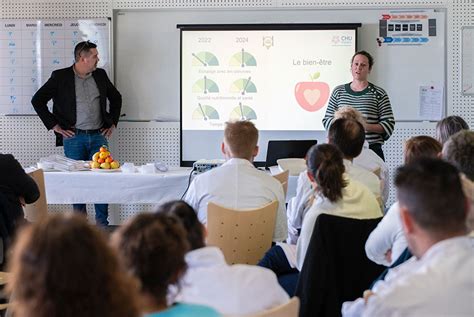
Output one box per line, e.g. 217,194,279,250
31,65,122,146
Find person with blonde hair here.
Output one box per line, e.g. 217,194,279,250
184,120,287,241
111,213,220,317
7,214,140,317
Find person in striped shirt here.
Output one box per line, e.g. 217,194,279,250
323,50,395,160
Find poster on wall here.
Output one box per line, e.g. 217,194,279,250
0,18,110,115
377,11,438,46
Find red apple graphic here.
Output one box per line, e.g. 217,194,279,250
294,72,330,112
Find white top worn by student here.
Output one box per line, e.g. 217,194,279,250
287,159,381,244
184,120,287,241
342,158,474,317
177,246,289,315
296,176,382,270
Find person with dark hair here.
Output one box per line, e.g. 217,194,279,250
436,115,469,144
343,159,473,316
442,130,474,232
259,144,381,295
0,153,40,267
323,50,395,160
7,214,140,317
287,118,382,244
184,120,287,241
31,40,122,226
365,136,441,267
111,212,219,317
157,200,288,316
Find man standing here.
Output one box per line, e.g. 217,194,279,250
32,41,122,226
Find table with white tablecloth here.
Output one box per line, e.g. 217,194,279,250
43,167,194,204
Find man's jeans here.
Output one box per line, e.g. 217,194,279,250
63,132,109,226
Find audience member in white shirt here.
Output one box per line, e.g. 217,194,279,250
343,158,474,317
365,136,442,266
184,120,287,241
259,144,381,295
334,106,389,202
287,118,381,243
442,130,474,233
158,200,289,316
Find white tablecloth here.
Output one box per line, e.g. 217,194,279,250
43,167,298,204
44,167,193,204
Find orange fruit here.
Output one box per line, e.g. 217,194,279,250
99,146,108,152
99,151,109,159
105,157,113,163
98,158,105,163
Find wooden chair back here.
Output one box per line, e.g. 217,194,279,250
24,169,48,222
272,170,289,197
242,297,299,317
207,201,278,265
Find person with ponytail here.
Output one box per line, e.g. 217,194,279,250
259,144,381,295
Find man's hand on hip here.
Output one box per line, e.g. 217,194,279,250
53,124,75,138
101,125,115,138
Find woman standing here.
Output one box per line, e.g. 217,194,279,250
323,51,395,160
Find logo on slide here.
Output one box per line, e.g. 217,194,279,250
294,72,330,112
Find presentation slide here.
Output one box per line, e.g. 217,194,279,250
181,27,357,165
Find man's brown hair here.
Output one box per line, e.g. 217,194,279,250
224,120,258,159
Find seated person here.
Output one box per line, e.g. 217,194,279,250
158,200,289,315
111,213,220,317
259,144,382,295
365,136,442,266
334,106,389,203
436,115,469,144
287,118,381,243
0,153,40,224
184,120,287,241
7,214,139,317
442,130,474,233
342,158,473,316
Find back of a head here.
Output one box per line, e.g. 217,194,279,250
395,158,467,237
436,115,469,144
224,120,258,159
306,143,347,202
442,130,474,181
328,118,365,159
334,106,366,127
112,213,189,303
403,135,442,164
156,200,205,251
8,214,139,317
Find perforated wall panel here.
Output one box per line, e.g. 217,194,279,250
0,0,111,19
113,0,275,9
278,0,447,7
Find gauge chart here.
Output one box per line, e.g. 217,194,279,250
192,104,220,120
192,76,219,94
229,48,257,67
229,103,257,121
192,51,219,66
230,77,257,95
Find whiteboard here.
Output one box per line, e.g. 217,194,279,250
115,9,445,122
0,18,111,115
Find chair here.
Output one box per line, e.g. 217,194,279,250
24,169,48,222
245,297,300,317
295,214,385,317
273,170,289,197
207,201,278,265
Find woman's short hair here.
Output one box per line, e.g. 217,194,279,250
111,213,189,302
351,50,374,70
442,130,474,181
8,214,139,317
306,143,347,202
404,136,442,164
436,115,469,144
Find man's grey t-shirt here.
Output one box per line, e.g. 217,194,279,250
74,72,102,130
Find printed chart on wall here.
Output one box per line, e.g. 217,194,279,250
181,29,356,131
0,18,110,115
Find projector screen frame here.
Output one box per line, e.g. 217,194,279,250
178,23,361,167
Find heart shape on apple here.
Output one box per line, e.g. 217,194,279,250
294,73,330,112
